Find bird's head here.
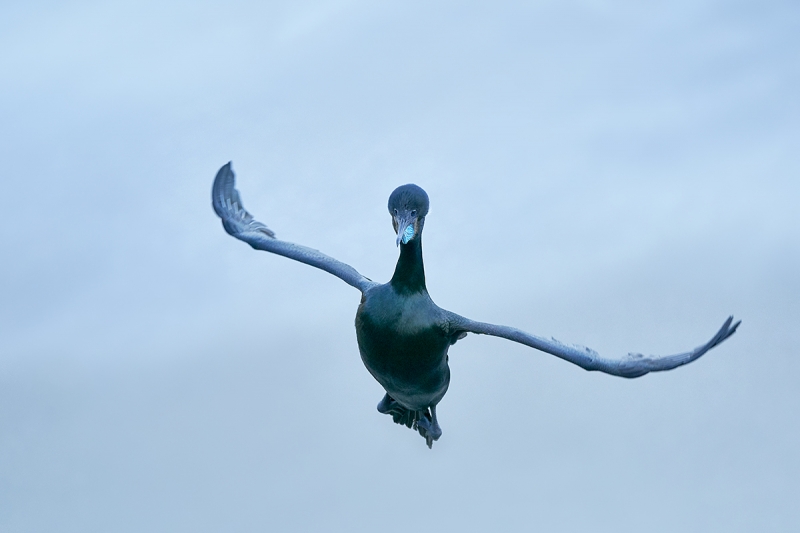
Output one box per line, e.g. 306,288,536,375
388,184,429,246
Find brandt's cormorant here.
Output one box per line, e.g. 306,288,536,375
212,162,740,448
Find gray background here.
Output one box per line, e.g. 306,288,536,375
1,1,798,531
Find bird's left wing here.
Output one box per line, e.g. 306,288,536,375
444,312,740,378
212,162,378,294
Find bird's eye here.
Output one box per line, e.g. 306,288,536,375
393,208,398,215
411,210,417,217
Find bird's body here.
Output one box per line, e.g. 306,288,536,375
356,283,451,413
212,162,740,448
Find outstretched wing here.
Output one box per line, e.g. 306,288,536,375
212,162,378,294
445,312,740,378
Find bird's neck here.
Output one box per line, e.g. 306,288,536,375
391,237,426,294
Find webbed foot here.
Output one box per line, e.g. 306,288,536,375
414,405,442,449
377,394,442,448
377,393,417,428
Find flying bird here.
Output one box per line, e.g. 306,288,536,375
212,162,740,448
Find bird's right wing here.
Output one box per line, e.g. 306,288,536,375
212,162,378,294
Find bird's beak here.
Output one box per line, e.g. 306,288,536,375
395,215,416,246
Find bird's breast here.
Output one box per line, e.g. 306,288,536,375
355,285,450,405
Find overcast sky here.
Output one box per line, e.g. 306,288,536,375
1,1,798,531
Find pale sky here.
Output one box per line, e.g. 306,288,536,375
1,1,798,531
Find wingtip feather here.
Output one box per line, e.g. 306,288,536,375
212,161,236,218
211,162,277,239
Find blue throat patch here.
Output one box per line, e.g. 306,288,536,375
402,224,415,244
